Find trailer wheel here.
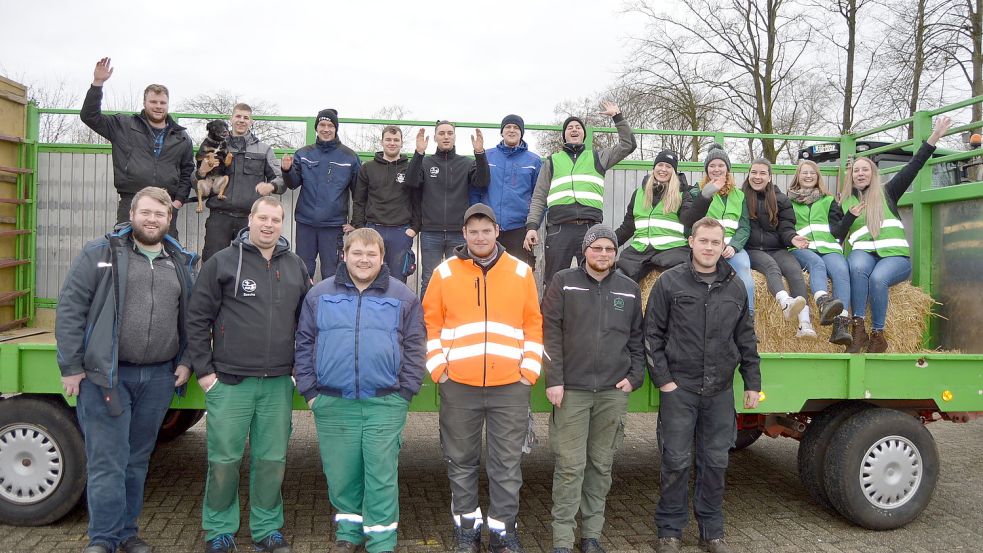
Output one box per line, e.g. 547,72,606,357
823,408,939,530
156,409,205,443
0,396,86,526
797,401,871,512
731,428,762,451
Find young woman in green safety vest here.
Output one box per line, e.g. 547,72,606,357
614,149,692,282
832,116,952,353
787,159,852,347
681,143,756,315
741,158,814,337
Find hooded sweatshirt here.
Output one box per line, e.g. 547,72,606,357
352,151,420,230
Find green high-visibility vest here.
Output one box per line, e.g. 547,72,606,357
704,188,745,245
629,186,687,252
548,150,605,210
791,196,843,254
841,195,910,257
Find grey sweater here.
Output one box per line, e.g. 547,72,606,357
117,246,183,365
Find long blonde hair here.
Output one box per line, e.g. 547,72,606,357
788,160,830,196
840,157,885,238
643,170,682,214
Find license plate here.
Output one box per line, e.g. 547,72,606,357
812,143,838,154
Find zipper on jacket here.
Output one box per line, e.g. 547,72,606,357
143,255,156,362
354,292,363,398
475,277,480,306
593,281,601,392
482,272,489,387
266,259,273,372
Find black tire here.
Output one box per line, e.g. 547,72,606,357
0,396,87,526
732,428,763,451
797,401,872,512
156,409,205,443
823,408,939,530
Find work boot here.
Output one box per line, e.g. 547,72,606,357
829,315,853,346
781,295,806,321
816,294,844,325
489,529,524,553
120,536,152,553
698,538,734,553
328,540,357,553
453,520,481,553
867,329,888,353
845,316,868,353
579,538,606,553
655,537,682,553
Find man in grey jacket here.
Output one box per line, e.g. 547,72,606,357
56,187,197,553
524,102,636,288
542,225,644,553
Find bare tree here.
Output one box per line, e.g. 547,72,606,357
340,105,413,153
177,91,304,149
936,0,983,130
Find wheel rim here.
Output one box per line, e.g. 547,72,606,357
860,434,922,509
0,423,64,505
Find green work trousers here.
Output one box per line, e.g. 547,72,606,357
201,375,294,542
311,393,409,553
549,388,629,549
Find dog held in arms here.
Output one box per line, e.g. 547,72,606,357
195,120,234,212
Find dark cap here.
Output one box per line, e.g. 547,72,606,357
463,203,497,224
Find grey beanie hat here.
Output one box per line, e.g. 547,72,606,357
703,143,731,172
582,224,618,253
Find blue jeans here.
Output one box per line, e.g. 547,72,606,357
75,362,176,550
847,250,912,330
296,223,343,280
368,224,415,283
420,230,466,297
726,249,755,315
792,249,851,311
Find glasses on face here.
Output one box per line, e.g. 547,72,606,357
587,245,617,254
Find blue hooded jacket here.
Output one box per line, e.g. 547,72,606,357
283,138,361,227
471,140,542,231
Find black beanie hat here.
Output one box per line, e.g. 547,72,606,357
316,108,339,130
501,114,525,139
653,149,679,171
562,116,586,143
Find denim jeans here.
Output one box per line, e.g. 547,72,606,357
75,362,177,550
792,249,851,310
368,224,415,283
656,386,736,541
847,250,912,330
420,230,466,297
725,249,755,315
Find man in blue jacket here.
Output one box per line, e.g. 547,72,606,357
282,108,361,279
295,227,425,553
56,187,197,553
471,114,541,267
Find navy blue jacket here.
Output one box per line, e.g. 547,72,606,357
294,263,426,402
471,140,542,231
283,138,361,227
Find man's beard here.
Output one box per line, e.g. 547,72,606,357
132,222,167,245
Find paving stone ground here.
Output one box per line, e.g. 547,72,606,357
2,413,981,553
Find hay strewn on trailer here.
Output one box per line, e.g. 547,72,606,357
639,268,937,353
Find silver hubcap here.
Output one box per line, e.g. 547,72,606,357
0,423,63,505
860,435,922,509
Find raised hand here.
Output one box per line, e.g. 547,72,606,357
927,116,952,146
281,154,293,172
415,128,429,154
471,129,484,153
598,100,621,118
93,57,114,86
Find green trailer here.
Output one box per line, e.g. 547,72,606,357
0,98,980,532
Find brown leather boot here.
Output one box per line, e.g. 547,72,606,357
845,316,868,353
867,329,888,353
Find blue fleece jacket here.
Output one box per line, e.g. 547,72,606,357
283,138,361,227
471,140,542,231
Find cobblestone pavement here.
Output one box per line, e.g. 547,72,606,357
2,413,981,553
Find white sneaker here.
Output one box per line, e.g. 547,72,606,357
797,322,818,338
782,296,806,320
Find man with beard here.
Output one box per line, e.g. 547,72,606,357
282,109,361,279
188,197,310,553
81,58,195,237
541,224,644,553
56,187,197,553
352,125,420,283
644,217,760,553
198,103,285,262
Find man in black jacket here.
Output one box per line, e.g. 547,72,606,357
352,125,421,282
644,217,760,553
187,197,310,553
542,225,644,553
406,121,489,295
81,58,195,237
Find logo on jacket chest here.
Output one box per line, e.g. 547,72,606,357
396,172,405,183
429,167,440,178
241,279,257,297
613,297,625,311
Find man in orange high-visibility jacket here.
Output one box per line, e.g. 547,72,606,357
423,203,543,553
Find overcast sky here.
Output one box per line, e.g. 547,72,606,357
0,0,653,129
